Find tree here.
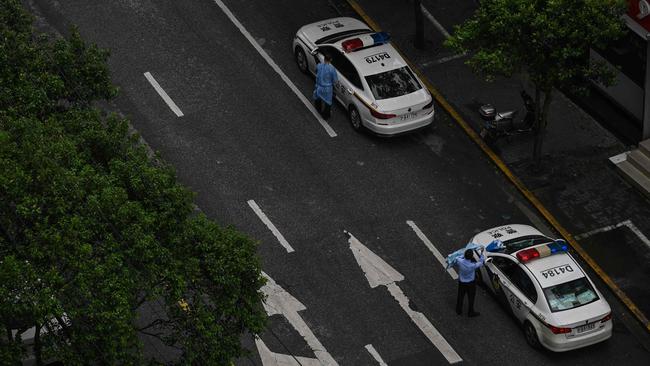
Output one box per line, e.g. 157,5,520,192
0,0,266,364
446,0,627,167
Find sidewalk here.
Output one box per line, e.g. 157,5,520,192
341,0,650,326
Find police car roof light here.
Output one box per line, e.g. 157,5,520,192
370,31,390,45
342,32,391,53
516,248,540,263
547,242,568,253
342,38,364,52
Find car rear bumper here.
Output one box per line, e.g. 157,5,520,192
364,111,434,136
538,320,613,352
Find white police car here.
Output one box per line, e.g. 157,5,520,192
470,224,612,352
292,17,435,135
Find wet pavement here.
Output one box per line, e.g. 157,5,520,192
338,0,650,326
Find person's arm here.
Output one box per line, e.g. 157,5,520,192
474,254,486,269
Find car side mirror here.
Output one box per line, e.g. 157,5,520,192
310,48,319,56
485,257,493,263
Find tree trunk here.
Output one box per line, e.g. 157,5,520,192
532,88,553,168
34,322,43,366
414,0,424,49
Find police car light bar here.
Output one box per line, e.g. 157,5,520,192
342,32,391,52
516,241,568,263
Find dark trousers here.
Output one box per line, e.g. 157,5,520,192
456,280,476,315
314,98,331,119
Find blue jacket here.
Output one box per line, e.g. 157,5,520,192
313,63,338,105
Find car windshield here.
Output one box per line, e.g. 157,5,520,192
502,235,552,254
365,66,421,100
543,277,599,312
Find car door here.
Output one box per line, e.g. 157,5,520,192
489,256,531,321
321,46,362,107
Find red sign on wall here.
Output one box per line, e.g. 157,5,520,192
630,0,650,30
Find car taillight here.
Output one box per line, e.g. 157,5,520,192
600,313,612,323
370,108,396,119
548,324,572,334
421,100,434,110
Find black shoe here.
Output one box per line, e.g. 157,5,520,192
468,312,480,317
456,309,462,316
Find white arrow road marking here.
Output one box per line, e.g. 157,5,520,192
346,232,462,364
364,344,387,366
261,272,338,366
406,221,458,280
212,0,337,138
248,200,294,253
143,72,184,117
255,336,321,366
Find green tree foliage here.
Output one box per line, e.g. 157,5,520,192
0,1,266,364
446,0,627,166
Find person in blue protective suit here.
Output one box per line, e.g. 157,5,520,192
454,248,485,317
313,53,338,119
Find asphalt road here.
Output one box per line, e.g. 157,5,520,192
28,0,650,365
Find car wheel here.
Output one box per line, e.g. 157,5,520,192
295,47,308,74
524,321,541,349
349,106,363,132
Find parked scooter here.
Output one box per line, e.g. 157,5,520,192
478,90,535,143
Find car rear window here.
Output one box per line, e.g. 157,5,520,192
315,29,372,45
502,235,551,254
543,277,599,312
365,66,421,100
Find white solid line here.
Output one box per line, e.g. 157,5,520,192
420,4,451,39
406,221,458,280
577,220,650,251
364,344,387,366
625,220,650,251
575,221,626,240
143,72,184,117
248,200,295,253
420,53,467,68
212,0,337,138
386,283,462,364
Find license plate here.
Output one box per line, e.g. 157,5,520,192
576,323,595,333
400,112,417,121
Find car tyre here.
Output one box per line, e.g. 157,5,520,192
349,106,363,132
295,47,308,74
524,321,541,349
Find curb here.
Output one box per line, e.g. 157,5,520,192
344,0,650,333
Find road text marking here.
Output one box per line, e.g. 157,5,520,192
143,72,184,117
261,272,338,365
406,221,458,280
346,231,462,364
248,200,294,253
364,344,387,366
212,0,337,137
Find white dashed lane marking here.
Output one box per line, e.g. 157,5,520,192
248,200,295,253
143,72,184,117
